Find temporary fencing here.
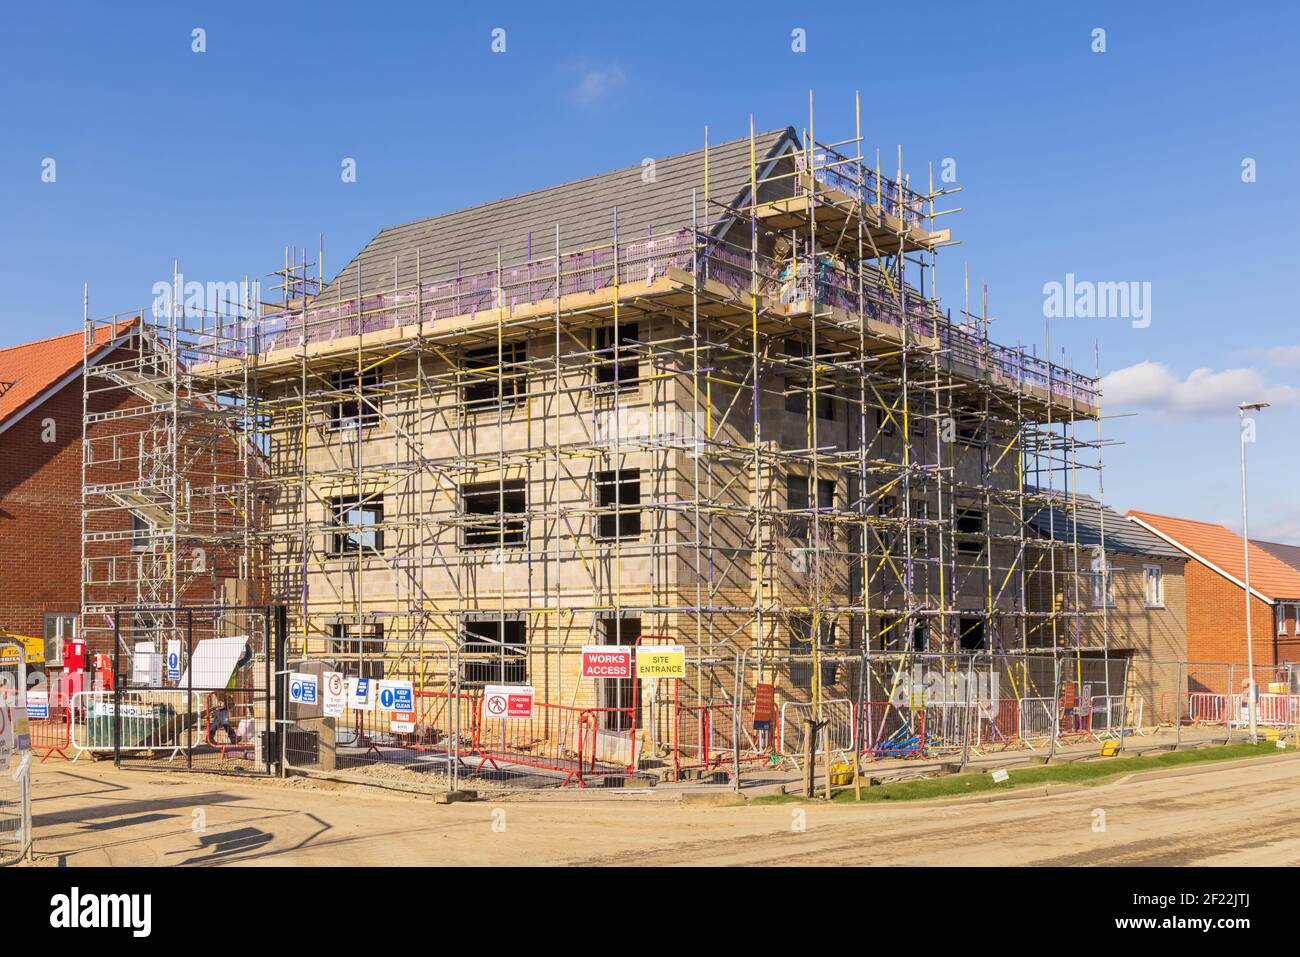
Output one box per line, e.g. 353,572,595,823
0,640,32,865
61,605,1295,794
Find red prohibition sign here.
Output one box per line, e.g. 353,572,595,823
487,695,506,715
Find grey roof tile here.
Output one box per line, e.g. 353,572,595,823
1027,492,1184,559
316,128,800,302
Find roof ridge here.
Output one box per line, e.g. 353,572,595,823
0,317,136,356
0,326,86,354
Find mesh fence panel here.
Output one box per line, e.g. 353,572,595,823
0,643,31,865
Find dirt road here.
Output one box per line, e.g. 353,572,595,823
24,753,1300,866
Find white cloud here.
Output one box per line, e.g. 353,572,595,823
1100,360,1299,417
570,65,626,108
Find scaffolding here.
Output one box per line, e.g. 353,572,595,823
81,95,1111,759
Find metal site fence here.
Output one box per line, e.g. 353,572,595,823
282,640,465,791
1144,660,1300,746
53,610,1296,795
277,638,748,793
726,649,1136,790
67,607,277,774
0,640,32,865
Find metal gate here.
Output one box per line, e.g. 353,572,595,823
0,639,33,865
106,606,280,775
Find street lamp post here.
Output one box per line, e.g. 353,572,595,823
1239,401,1270,745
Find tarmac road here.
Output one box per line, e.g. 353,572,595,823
23,752,1300,866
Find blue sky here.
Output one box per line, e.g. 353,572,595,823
2,1,1296,538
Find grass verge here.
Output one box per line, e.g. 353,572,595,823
747,741,1285,805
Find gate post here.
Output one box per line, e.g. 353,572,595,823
112,610,122,768
1226,663,1236,745
732,651,742,793
273,605,287,777
1117,657,1131,754
1047,654,1060,760
1175,661,1185,747
186,610,194,770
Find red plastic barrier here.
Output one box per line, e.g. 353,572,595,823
29,707,71,761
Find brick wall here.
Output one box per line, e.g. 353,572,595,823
1,369,114,640
0,347,145,648
1185,558,1281,666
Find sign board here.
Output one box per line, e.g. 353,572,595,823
1061,681,1076,710
483,684,534,720
88,701,156,720
322,671,346,718
25,691,49,720
752,682,776,730
132,642,162,685
287,673,318,706
390,711,416,734
348,677,374,712
636,645,686,679
376,680,414,713
177,636,251,692
166,640,182,682
581,645,634,679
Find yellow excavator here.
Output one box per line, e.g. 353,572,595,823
0,631,45,672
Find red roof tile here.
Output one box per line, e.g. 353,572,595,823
1127,510,1300,602
0,320,137,432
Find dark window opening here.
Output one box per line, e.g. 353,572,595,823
328,622,385,679
817,477,835,511
595,469,641,540
329,368,381,430
785,377,807,415
462,480,526,548
787,476,835,539
956,422,983,447
781,339,833,420
463,341,526,409
327,495,384,557
959,616,986,650
460,619,527,686
956,507,984,556
131,512,152,552
787,474,809,540
595,322,640,387
814,387,834,421
876,614,923,651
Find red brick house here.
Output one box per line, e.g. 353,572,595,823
0,321,138,664
1127,511,1300,668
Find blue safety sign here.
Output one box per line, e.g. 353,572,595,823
26,692,49,720
376,680,413,712
288,673,318,706
166,640,181,681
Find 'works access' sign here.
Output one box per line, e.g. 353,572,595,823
580,646,634,679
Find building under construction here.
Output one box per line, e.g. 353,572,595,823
80,99,1116,777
